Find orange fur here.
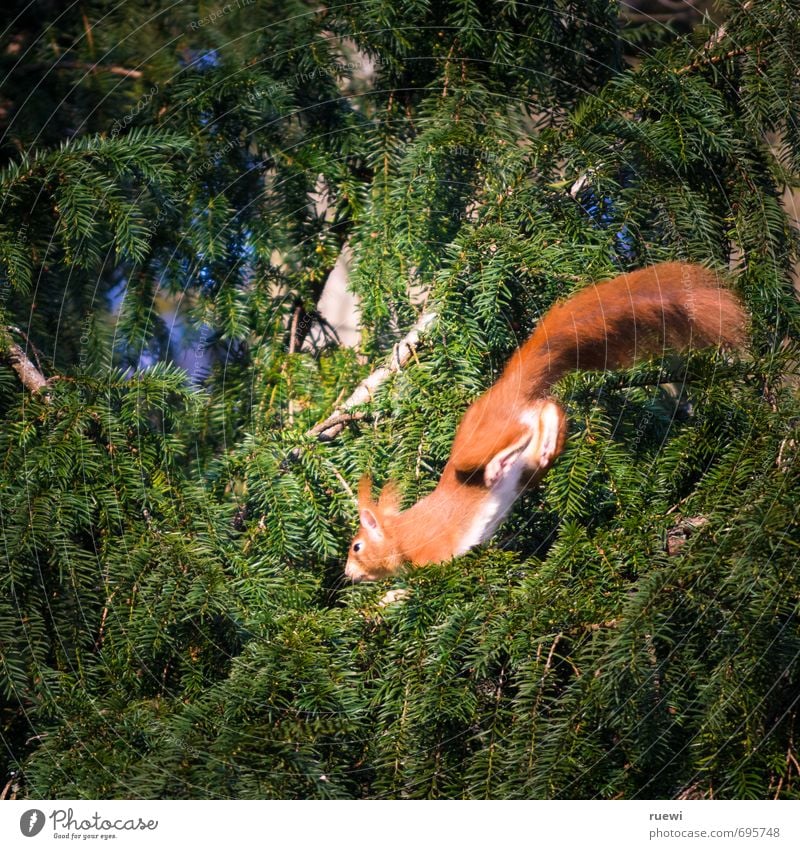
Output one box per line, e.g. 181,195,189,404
450,262,747,473
344,262,747,582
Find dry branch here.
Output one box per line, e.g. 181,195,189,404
283,311,438,468
21,60,143,79
305,310,438,445
2,336,49,397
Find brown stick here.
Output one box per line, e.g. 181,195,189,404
676,1,759,75
305,311,437,445
20,60,143,79
3,339,49,396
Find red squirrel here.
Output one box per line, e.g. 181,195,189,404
344,262,747,581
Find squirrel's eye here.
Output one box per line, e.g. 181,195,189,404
353,541,363,553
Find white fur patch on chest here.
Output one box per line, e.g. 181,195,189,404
453,403,564,556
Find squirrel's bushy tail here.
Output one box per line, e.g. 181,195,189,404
450,262,748,474
517,262,747,393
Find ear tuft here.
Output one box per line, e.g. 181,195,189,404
358,475,374,508
378,480,401,514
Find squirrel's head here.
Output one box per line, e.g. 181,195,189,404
344,476,404,582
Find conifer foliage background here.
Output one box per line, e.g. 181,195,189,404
1,0,799,799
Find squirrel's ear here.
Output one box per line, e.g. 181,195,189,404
358,475,374,508
378,480,401,514
359,507,384,541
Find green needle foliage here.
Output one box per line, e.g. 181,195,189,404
0,0,799,799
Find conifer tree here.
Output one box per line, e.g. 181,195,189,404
1,0,798,799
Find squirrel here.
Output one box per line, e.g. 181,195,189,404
344,262,748,582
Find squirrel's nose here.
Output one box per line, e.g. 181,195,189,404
344,560,366,582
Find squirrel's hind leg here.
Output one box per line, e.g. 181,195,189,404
484,400,567,490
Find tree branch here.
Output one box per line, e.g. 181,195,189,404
281,311,439,471
19,60,143,79
1,332,49,396
666,515,708,556
305,311,437,446
675,2,758,75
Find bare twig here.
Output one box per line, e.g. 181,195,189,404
20,59,143,79
330,466,356,501
0,770,24,799
540,633,563,683
7,325,45,375
675,41,764,75
285,306,301,426
583,618,619,632
303,311,438,446
2,335,49,397
676,2,759,75
777,435,797,472
307,410,367,437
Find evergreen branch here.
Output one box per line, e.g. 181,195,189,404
5,0,799,802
